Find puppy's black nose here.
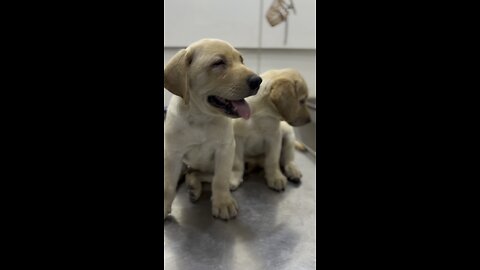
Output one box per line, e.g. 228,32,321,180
247,75,262,92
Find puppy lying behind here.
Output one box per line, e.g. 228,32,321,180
164,39,262,220
231,69,311,191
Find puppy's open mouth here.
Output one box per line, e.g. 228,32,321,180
207,96,251,119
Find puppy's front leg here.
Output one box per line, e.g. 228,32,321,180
164,152,184,220
212,141,238,220
264,132,288,191
280,132,303,183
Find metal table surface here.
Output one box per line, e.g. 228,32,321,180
164,151,317,270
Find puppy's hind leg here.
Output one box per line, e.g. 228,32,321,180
185,171,211,202
176,163,188,191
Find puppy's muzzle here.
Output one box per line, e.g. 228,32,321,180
247,75,262,94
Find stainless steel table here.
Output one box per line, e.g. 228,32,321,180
164,151,316,270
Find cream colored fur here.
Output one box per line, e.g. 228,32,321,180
164,39,260,220
230,69,311,191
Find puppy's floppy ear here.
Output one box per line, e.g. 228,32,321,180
269,78,297,122
164,49,193,104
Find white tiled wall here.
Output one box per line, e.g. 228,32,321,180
164,48,316,107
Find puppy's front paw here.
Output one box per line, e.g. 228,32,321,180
266,173,288,191
186,173,203,203
212,194,238,220
284,163,302,183
187,183,202,203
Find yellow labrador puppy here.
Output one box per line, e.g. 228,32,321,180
231,69,311,191
164,39,262,220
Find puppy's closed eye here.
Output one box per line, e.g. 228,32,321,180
212,59,226,67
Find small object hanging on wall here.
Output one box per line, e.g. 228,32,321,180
265,0,296,45
266,0,295,27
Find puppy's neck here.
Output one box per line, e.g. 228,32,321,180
248,98,282,123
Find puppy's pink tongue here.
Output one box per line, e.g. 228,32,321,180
231,100,251,120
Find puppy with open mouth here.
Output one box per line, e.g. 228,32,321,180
164,39,261,220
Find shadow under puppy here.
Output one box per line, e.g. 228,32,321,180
231,69,311,191
164,39,262,220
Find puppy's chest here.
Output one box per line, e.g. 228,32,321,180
245,132,267,156
182,129,226,169
183,143,216,170
183,128,224,145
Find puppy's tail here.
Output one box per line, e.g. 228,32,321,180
294,140,308,152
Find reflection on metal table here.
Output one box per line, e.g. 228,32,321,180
164,151,316,270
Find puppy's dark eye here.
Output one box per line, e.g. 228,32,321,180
299,99,306,105
212,59,225,67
